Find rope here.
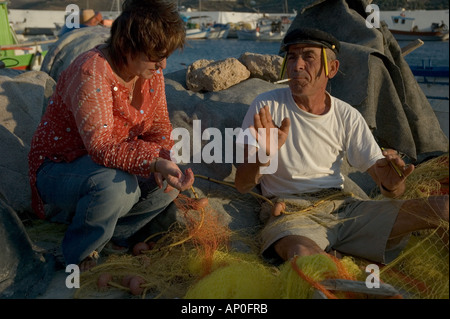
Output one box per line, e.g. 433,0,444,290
194,174,275,207
194,174,354,215
290,256,338,299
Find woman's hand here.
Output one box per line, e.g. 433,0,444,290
153,158,194,192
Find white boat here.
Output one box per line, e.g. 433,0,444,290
237,29,259,40
258,31,286,42
389,14,449,41
186,28,210,39
237,15,292,41
207,24,230,39
182,15,213,40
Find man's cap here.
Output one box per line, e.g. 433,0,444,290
281,27,340,54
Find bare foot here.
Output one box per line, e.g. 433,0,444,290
79,251,99,272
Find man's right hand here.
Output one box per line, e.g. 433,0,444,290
250,105,290,157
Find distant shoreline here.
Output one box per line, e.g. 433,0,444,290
7,8,450,31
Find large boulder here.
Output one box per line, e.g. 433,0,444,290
239,52,284,82
186,58,251,92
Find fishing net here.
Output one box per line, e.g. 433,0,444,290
75,188,234,299
76,154,448,299
377,154,449,299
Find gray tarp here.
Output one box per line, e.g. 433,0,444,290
40,25,110,83
287,0,448,162
0,69,55,213
0,199,54,298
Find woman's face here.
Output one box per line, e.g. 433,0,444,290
125,52,167,79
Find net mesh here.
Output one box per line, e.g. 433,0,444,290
376,154,449,299
76,154,448,299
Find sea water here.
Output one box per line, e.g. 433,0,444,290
165,38,449,74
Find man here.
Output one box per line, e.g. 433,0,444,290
235,27,448,264
59,9,104,37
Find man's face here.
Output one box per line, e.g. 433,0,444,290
286,44,330,98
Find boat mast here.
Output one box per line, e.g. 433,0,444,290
111,0,121,13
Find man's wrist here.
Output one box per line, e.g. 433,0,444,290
380,183,405,199
380,183,396,193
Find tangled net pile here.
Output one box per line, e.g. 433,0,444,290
76,154,448,299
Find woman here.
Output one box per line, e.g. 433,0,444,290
28,0,194,271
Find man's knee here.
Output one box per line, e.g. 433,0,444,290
274,235,323,261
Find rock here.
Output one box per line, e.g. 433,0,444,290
186,57,250,92
239,52,284,82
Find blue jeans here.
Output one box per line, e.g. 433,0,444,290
36,155,179,265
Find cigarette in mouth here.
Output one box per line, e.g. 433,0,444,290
273,78,292,84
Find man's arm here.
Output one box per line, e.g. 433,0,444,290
235,145,270,194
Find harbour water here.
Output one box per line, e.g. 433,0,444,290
164,38,449,74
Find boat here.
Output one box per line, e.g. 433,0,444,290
186,28,210,39
389,14,449,41
207,23,230,39
236,29,259,41
182,15,212,40
0,1,51,70
258,30,286,42
237,15,292,41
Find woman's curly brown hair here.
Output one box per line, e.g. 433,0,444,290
106,0,185,68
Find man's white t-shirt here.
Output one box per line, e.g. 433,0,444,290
236,87,384,198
